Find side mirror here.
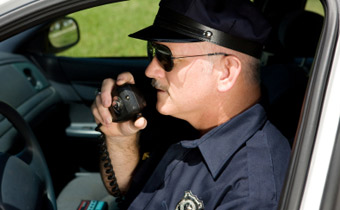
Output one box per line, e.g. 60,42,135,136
47,17,80,53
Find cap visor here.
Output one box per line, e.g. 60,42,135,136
129,25,200,42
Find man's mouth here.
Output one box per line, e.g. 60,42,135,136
151,79,166,92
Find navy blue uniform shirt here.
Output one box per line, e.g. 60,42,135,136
123,104,291,210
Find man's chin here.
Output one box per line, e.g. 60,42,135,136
156,106,168,115
156,103,172,116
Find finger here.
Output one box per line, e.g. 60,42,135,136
119,120,143,136
116,72,135,86
96,94,112,125
91,102,103,124
101,78,115,108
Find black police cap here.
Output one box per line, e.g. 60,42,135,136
129,0,271,58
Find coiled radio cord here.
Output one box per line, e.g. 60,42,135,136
97,125,124,203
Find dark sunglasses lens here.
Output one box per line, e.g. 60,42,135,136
148,42,173,72
156,51,173,72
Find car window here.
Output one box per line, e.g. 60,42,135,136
58,0,158,57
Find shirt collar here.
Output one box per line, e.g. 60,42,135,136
180,104,267,179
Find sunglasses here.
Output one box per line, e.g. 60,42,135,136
147,42,229,72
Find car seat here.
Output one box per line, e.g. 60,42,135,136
57,173,118,210
261,10,324,145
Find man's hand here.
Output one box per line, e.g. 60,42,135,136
91,72,147,139
91,72,147,194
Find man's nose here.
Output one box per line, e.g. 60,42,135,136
145,57,166,79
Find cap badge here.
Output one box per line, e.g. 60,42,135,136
175,191,204,210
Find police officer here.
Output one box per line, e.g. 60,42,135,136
92,0,291,209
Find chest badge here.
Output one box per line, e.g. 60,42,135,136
175,191,204,210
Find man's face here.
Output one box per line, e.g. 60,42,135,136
145,42,219,122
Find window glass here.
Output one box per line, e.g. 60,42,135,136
58,0,158,57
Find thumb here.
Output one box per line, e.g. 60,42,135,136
134,117,147,130
119,117,147,136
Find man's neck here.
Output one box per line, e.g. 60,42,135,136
190,89,261,135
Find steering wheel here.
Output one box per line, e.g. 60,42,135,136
0,101,56,210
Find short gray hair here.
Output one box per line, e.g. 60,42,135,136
240,54,261,85
202,42,261,85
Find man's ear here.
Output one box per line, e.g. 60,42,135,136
217,55,242,92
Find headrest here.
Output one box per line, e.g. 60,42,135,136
278,10,324,57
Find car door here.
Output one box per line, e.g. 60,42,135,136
277,0,340,209
22,1,159,141
0,0,171,196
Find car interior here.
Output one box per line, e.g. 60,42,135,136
0,0,325,209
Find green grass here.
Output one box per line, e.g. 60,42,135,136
58,0,158,57
306,0,324,16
